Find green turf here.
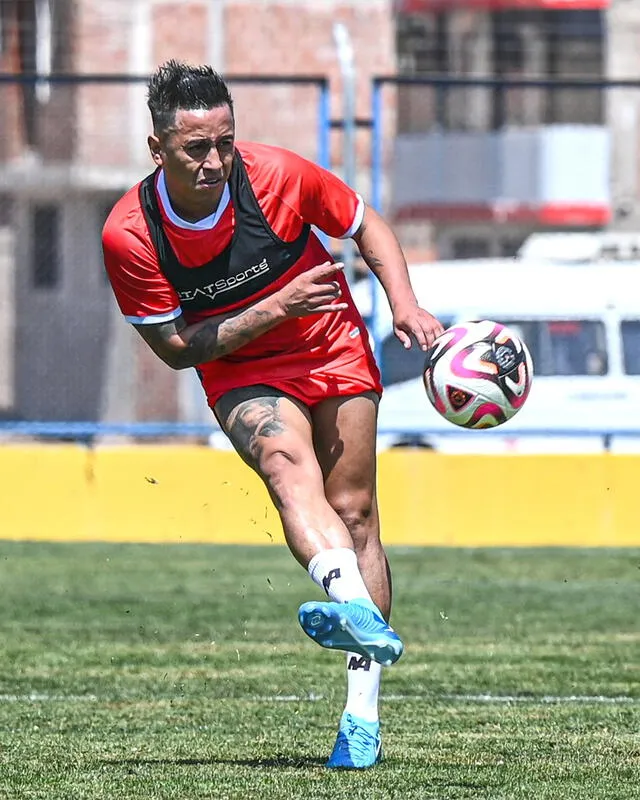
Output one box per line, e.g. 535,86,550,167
0,542,638,799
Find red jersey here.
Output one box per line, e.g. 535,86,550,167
102,141,382,407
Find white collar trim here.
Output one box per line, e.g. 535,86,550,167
156,170,230,230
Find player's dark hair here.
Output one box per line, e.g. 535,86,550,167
147,59,234,135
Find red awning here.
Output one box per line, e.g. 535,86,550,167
396,0,609,10
392,202,611,227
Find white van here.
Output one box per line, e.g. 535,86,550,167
353,240,640,453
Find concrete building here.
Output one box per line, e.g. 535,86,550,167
392,0,640,259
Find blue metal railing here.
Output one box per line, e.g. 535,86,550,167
0,422,215,439
0,421,638,444
0,72,332,170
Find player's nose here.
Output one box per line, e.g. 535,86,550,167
202,145,223,170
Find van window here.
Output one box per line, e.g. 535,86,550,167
621,320,640,375
379,317,608,384
380,334,431,386
500,318,608,376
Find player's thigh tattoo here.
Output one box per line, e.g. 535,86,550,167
216,386,289,464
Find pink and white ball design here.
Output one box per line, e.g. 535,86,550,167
423,320,533,429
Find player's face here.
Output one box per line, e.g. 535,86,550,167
149,105,235,220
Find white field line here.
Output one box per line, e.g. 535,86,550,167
0,692,638,705
262,693,640,704
398,694,640,704
0,693,99,702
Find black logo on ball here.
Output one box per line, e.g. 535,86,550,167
494,343,518,373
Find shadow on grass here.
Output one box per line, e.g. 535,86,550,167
99,755,326,769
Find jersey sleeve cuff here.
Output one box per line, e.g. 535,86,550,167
338,194,365,240
125,307,182,325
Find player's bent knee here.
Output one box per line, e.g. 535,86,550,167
328,490,377,538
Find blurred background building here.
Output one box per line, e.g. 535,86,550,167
0,0,638,428
393,0,640,260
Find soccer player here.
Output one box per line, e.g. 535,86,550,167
102,60,444,769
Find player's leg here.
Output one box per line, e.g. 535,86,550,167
298,392,399,667
214,385,399,666
309,391,394,769
311,391,391,618
214,384,352,565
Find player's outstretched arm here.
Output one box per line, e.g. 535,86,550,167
135,261,347,369
352,205,444,350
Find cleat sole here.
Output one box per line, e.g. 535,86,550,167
298,601,404,666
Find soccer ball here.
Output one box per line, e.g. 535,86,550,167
423,320,533,429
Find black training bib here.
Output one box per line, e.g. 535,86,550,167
139,150,310,312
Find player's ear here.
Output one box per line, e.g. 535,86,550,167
148,135,163,167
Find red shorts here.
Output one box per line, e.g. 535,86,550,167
193,299,383,409
201,339,383,409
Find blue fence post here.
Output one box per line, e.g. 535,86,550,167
371,78,384,215
316,78,332,250
370,77,384,369
317,77,331,172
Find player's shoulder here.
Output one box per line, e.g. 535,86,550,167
236,141,317,185
102,180,150,253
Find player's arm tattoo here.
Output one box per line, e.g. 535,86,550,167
353,216,385,273
135,304,284,370
182,307,280,365
225,397,286,464
361,247,384,273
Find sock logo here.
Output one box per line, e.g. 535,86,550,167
348,655,371,671
322,568,341,594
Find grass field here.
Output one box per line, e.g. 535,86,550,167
0,542,638,799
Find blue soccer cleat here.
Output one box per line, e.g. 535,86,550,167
326,712,382,769
297,598,403,666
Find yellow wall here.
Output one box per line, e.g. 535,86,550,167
1,444,638,546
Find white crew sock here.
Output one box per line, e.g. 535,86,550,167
344,651,381,723
307,547,381,723
307,547,373,605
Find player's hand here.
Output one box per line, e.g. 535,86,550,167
277,261,349,318
392,302,445,351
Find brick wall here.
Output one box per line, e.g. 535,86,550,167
1,1,394,172
223,0,395,168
